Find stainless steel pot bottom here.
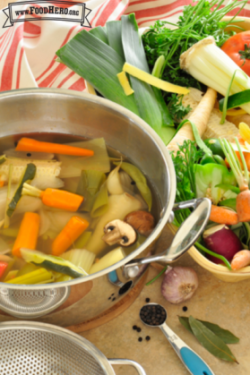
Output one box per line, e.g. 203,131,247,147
0,321,146,375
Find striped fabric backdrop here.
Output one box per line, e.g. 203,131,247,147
0,0,250,92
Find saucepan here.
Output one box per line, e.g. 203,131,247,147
0,88,211,326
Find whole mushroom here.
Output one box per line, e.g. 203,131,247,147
102,219,137,247
124,211,155,236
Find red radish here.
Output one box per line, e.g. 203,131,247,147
203,224,242,261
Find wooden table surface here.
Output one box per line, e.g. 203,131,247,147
81,227,250,375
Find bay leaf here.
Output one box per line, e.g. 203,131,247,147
178,316,193,334
178,316,239,344
188,316,238,363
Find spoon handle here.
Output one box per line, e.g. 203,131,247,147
160,323,215,375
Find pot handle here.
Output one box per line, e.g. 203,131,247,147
108,358,147,375
123,198,211,278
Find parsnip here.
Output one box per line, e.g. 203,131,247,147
168,87,217,153
85,193,142,255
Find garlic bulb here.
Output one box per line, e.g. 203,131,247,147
161,266,198,304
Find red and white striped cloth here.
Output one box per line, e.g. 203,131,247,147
0,0,250,92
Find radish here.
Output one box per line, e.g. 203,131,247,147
203,224,242,261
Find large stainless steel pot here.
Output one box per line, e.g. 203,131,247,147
0,88,211,326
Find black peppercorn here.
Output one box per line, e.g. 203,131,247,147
182,306,188,312
138,337,143,342
145,336,150,341
137,327,141,332
145,298,150,303
140,304,166,326
133,325,138,330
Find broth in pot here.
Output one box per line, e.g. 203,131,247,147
0,134,157,285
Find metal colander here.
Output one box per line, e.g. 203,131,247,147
0,321,146,375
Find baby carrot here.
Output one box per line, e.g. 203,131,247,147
16,138,94,157
236,189,250,222
52,216,89,256
12,212,40,258
22,183,84,212
210,205,238,225
41,188,83,211
231,250,250,270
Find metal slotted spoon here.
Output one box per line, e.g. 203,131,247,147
0,321,146,375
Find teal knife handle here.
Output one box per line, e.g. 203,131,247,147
180,347,214,375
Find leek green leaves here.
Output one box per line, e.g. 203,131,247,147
56,15,175,145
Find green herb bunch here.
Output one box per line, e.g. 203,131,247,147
142,0,247,89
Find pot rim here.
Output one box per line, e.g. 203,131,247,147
0,88,176,289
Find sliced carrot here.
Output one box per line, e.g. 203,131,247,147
210,205,238,225
16,138,94,157
52,216,89,256
231,250,250,270
236,190,250,222
41,188,83,211
12,212,40,257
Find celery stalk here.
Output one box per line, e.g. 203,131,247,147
6,268,54,284
180,37,250,114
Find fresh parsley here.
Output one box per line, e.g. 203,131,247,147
171,140,204,225
167,94,191,123
142,0,247,90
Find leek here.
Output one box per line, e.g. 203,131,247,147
152,56,176,134
106,21,125,59
114,162,152,211
56,15,175,145
180,36,250,114
56,30,139,115
76,170,106,212
89,26,108,44
121,14,175,141
58,138,110,178
90,182,109,218
73,231,92,249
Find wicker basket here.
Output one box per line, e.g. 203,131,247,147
169,16,250,283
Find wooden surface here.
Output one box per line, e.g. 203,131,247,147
80,227,250,375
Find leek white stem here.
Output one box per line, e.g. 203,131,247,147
180,36,250,114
